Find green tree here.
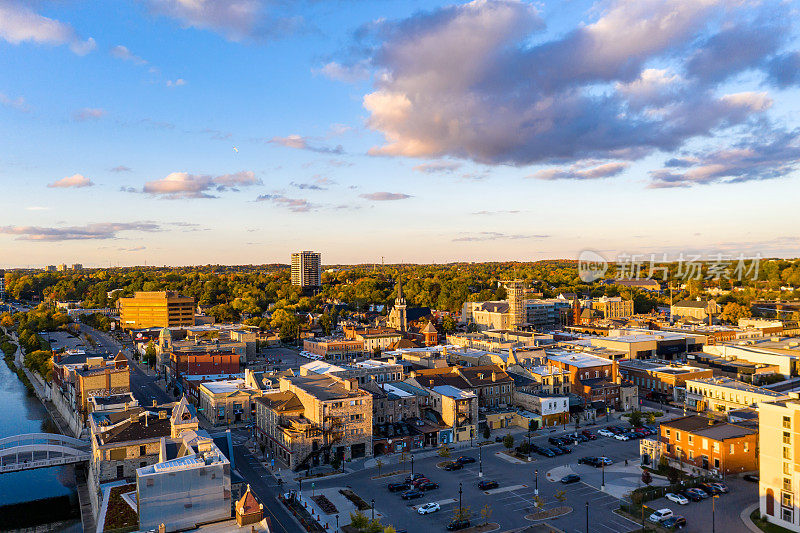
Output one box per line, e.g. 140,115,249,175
349,511,369,530
480,504,493,525
483,427,490,439
144,340,157,368
645,411,657,424
503,434,514,449
438,445,451,458
555,490,567,504
441,315,456,334
628,410,643,427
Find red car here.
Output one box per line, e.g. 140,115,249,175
581,430,597,440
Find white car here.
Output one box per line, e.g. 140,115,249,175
665,493,689,505
418,502,440,515
598,429,614,437
648,508,674,523
613,433,629,441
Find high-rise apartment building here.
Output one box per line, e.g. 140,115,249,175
118,291,195,330
759,395,800,531
291,251,322,289
0,269,5,301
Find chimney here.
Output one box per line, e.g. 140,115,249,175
153,400,157,407
491,372,497,382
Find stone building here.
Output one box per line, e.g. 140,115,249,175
76,353,131,416
197,378,262,427
254,374,373,470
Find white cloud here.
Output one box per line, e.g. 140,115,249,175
142,170,261,199
359,192,412,201
48,174,94,188
166,78,186,87
0,1,95,55
73,108,106,121
110,45,147,65
0,92,28,111
316,61,370,83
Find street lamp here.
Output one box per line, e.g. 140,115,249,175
335,515,339,533
601,460,605,492
371,499,375,520
411,454,414,477
712,494,719,533
478,444,483,478
458,482,463,520
585,501,589,533
535,470,539,497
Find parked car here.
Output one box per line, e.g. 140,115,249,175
561,474,581,484
598,457,613,466
388,483,409,492
698,482,722,495
443,462,463,471
683,488,708,501
710,482,729,493
405,473,426,483
557,446,572,454
648,508,674,523
419,481,439,491
665,493,689,505
447,519,471,531
412,478,431,488
548,437,563,446
478,480,499,490
456,456,476,465
578,456,599,466
662,516,687,530
537,448,556,458
549,446,564,456
614,433,630,441
401,489,424,500
418,502,440,515
743,474,759,483
581,430,597,440
598,429,614,437
495,436,504,443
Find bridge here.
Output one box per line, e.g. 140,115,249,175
0,433,91,473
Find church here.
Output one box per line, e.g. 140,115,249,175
386,277,438,346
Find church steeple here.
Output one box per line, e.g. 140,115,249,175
396,276,405,305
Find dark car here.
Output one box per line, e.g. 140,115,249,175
662,516,687,530
419,481,439,491
405,473,426,483
443,461,463,471
495,436,504,443
478,480,499,490
743,474,759,483
401,489,424,500
446,519,471,531
581,430,597,440
548,437,564,446
537,447,556,458
549,446,564,456
698,482,721,495
560,474,581,484
456,456,476,465
557,446,572,454
598,457,613,466
683,488,708,501
412,478,431,488
388,483,409,492
578,456,599,466
575,434,589,443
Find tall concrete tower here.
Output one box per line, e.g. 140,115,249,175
503,280,527,330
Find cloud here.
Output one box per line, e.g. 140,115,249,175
316,61,370,83
269,134,344,154
649,128,800,188
120,245,146,252
359,192,412,201
255,194,314,212
0,0,95,55
472,210,521,216
529,161,629,181
0,222,160,241
25,206,49,211
110,45,147,65
453,232,549,242
768,52,800,88
0,92,29,112
142,171,261,199
291,176,334,191
413,161,462,174
354,0,790,179
145,0,304,41
166,78,186,87
48,174,94,189
110,166,132,173
73,108,106,121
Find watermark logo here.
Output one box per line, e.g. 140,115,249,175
578,250,608,282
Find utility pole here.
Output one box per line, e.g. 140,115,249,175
459,482,463,520
535,469,539,497
478,444,483,478
585,501,589,533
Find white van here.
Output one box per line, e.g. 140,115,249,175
648,509,673,523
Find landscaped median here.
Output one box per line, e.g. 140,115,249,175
750,509,797,533
525,506,572,521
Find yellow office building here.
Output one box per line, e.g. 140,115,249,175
119,291,195,329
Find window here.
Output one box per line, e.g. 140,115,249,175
688,450,694,460
676,431,681,442
714,458,720,468
665,429,671,438
140,445,147,456
730,444,735,454
744,443,750,452
785,448,792,460
688,435,693,444
713,442,720,453
785,416,792,429
785,463,792,475
783,508,793,523
785,432,791,444
116,465,124,478
783,492,793,508
784,478,792,491
702,438,708,450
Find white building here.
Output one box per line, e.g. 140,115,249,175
759,394,800,531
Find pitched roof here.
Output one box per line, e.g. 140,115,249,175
256,391,304,413
236,485,262,516
422,321,437,333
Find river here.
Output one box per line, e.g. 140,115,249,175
0,357,76,506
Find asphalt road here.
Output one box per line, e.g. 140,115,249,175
306,431,648,533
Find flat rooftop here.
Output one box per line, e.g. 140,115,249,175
201,378,256,394
546,350,613,368
432,385,476,400
687,376,787,397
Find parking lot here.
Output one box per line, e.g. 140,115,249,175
643,477,757,533
308,428,650,532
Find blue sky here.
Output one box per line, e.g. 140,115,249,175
1,0,799,268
